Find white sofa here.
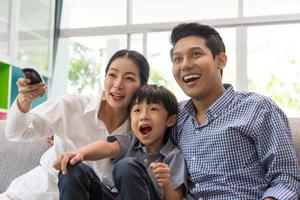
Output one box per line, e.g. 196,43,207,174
0,118,300,192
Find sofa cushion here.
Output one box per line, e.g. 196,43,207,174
289,118,300,164
0,120,50,192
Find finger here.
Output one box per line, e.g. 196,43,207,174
61,154,73,174
53,154,63,170
70,154,83,165
149,162,166,170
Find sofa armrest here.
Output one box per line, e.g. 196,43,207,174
0,120,50,192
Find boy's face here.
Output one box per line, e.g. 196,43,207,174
172,36,226,101
130,100,176,153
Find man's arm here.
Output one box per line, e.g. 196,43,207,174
53,140,120,174
255,106,300,199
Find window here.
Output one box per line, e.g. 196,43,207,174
248,24,300,117
244,0,300,16
132,0,238,24
60,0,126,29
0,0,10,57
17,0,52,71
65,35,127,96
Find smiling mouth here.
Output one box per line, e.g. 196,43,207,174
111,92,125,99
139,125,152,135
183,74,201,83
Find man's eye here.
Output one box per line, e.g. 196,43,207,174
173,57,182,63
192,52,201,57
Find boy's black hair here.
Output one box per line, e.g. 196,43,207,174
129,84,178,117
129,84,178,143
105,49,150,85
170,23,226,77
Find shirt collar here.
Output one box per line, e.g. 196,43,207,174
183,84,236,121
134,138,175,157
83,90,104,115
206,84,235,120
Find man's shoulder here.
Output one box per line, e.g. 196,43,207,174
235,91,279,110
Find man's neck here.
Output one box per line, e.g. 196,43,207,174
192,84,225,124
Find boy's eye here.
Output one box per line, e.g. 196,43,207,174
132,108,140,113
150,106,159,111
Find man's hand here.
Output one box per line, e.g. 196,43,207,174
53,151,83,174
149,162,172,189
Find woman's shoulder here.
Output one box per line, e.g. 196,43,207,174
53,94,94,109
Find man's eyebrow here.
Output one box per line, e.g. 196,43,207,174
172,47,203,56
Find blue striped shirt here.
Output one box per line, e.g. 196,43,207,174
170,84,300,199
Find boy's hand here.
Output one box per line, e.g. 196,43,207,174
150,162,172,189
53,151,83,174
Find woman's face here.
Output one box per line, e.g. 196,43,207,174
104,57,141,110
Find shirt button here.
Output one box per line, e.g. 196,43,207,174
195,183,199,188
144,158,148,163
192,156,196,161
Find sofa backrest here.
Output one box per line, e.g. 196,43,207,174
0,120,50,192
289,118,300,162
0,118,299,192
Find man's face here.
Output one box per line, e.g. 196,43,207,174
172,36,225,101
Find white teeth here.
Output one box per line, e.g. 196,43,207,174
183,74,200,81
112,93,124,97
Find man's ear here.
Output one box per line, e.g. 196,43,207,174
166,114,177,127
216,52,227,70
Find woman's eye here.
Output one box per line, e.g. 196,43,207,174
108,73,116,78
125,77,134,81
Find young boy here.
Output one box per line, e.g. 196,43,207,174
53,84,187,200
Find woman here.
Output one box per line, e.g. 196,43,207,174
2,49,150,200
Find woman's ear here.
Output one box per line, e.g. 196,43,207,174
166,114,177,127
216,52,227,70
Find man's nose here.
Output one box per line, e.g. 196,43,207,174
181,57,192,71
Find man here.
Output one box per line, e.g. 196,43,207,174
169,22,300,199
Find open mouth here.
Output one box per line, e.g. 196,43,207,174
139,125,152,135
183,74,200,83
111,92,125,99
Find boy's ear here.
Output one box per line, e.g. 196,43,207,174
166,114,177,127
216,52,227,70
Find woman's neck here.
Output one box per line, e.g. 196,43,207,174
98,100,128,134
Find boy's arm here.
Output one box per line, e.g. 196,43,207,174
149,163,184,200
53,140,120,174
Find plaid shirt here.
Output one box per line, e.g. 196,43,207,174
171,84,300,200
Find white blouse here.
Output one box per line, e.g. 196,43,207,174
4,94,130,200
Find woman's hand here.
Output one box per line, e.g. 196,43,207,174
53,151,84,174
16,77,47,113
